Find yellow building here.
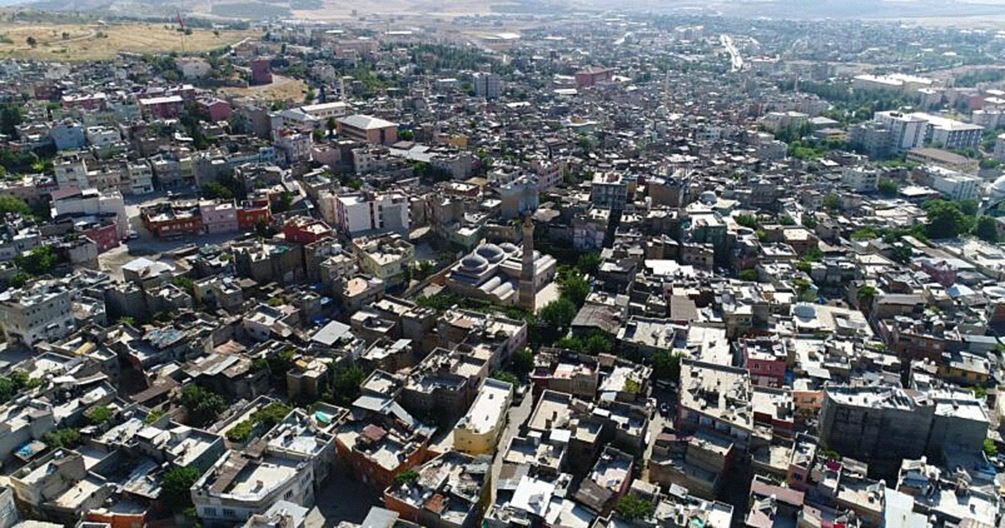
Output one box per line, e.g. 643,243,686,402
453,378,513,455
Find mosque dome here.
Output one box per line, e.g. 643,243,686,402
460,255,488,273
991,175,1005,202
476,244,506,263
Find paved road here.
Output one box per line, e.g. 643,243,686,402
641,388,674,483
490,388,534,503
721,34,743,72
316,468,383,527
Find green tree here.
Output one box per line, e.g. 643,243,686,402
801,214,818,229
329,365,366,406
202,182,234,200
180,385,228,427
558,270,590,307
651,350,684,383
878,178,898,197
739,269,758,281
25,36,35,48
615,495,654,521
857,286,878,312
0,105,22,139
539,298,578,336
14,245,57,276
6,271,30,289
162,466,200,509
975,216,999,243
850,228,879,241
984,438,998,458
87,405,113,425
576,253,601,275
890,244,913,264
734,214,759,229
923,200,973,239
823,194,841,211
41,428,81,449
171,276,196,296
0,195,31,216
510,348,534,377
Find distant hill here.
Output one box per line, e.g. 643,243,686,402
10,0,1005,21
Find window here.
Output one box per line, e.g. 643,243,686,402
223,509,235,518
204,508,217,517
284,490,293,500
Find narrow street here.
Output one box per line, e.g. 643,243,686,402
490,387,534,502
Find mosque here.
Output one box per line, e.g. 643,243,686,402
444,219,557,312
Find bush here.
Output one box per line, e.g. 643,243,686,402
615,495,654,521
42,428,81,449
226,419,255,443
491,370,519,386
394,469,419,486
87,405,113,425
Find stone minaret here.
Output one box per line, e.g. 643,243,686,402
519,216,536,313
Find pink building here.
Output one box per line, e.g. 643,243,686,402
740,336,787,388
138,95,183,120
251,59,273,86
197,98,232,122
575,66,614,88
81,222,120,253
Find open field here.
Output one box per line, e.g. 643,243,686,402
0,23,257,61
219,74,309,102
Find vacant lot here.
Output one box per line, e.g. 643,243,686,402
0,23,256,61
219,75,309,103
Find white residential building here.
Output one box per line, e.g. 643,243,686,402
192,450,315,525
51,188,128,237
127,161,154,195
332,191,410,237
928,167,982,202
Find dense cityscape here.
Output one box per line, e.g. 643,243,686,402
0,3,1002,528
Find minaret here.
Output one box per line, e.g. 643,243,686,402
519,215,536,313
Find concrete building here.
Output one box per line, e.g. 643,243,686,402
331,191,410,238
472,72,502,99
0,282,76,346
927,166,981,202
576,67,614,88
873,111,927,153
383,451,490,528
353,234,415,287
192,450,314,525
841,167,879,193
127,161,155,195
818,386,987,463
337,115,398,145
200,200,240,234
51,187,128,237
251,59,273,86
590,172,628,211
453,378,513,456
